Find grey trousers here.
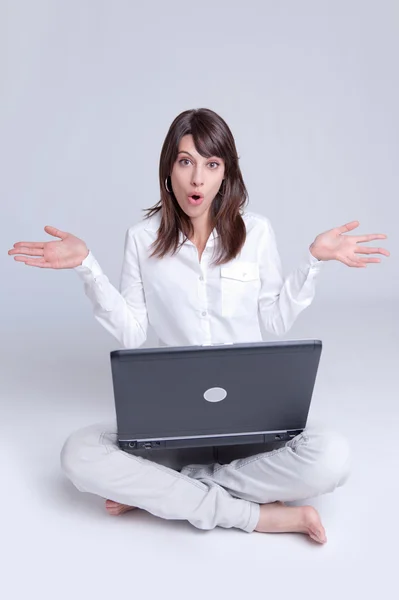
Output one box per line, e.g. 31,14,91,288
60,421,351,532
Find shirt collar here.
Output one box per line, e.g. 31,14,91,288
143,211,219,243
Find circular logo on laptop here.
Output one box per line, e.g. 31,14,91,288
203,387,227,403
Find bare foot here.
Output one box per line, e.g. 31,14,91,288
105,499,138,516
254,501,327,544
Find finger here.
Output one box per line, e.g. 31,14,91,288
11,241,45,249
25,260,52,268
9,246,44,257
338,221,360,234
355,234,388,243
15,256,52,268
44,225,67,240
357,257,381,264
343,256,367,268
354,245,390,256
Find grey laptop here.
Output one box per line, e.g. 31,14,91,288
110,340,322,452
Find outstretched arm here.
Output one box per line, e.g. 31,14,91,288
257,219,323,336
75,228,148,348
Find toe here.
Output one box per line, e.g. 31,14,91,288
309,525,327,544
309,531,325,544
302,506,327,543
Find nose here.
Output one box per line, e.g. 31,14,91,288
191,165,204,188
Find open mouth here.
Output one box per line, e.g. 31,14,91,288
188,193,204,205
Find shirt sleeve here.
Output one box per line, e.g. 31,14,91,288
257,219,323,336
74,229,148,348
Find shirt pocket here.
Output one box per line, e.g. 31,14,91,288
220,261,261,318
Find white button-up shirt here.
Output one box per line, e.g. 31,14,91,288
75,211,323,348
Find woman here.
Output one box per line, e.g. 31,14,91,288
9,108,389,544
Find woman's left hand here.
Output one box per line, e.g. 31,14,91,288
309,221,390,267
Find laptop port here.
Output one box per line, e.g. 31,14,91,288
288,430,302,438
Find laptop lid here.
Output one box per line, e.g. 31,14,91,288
110,340,322,451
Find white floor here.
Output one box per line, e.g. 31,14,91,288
2,300,397,599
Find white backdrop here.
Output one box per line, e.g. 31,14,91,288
1,2,398,598
2,0,397,349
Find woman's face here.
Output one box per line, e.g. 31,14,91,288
170,134,225,222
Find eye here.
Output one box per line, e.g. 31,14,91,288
178,159,191,166
208,161,220,169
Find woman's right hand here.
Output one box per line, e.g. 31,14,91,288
8,226,89,269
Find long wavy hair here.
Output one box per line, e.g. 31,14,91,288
142,108,249,265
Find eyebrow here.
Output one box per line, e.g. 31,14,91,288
177,150,220,160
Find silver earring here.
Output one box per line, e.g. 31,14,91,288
165,177,172,193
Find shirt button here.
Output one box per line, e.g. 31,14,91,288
201,311,207,317
199,275,204,281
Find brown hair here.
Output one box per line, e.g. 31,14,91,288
142,108,249,265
